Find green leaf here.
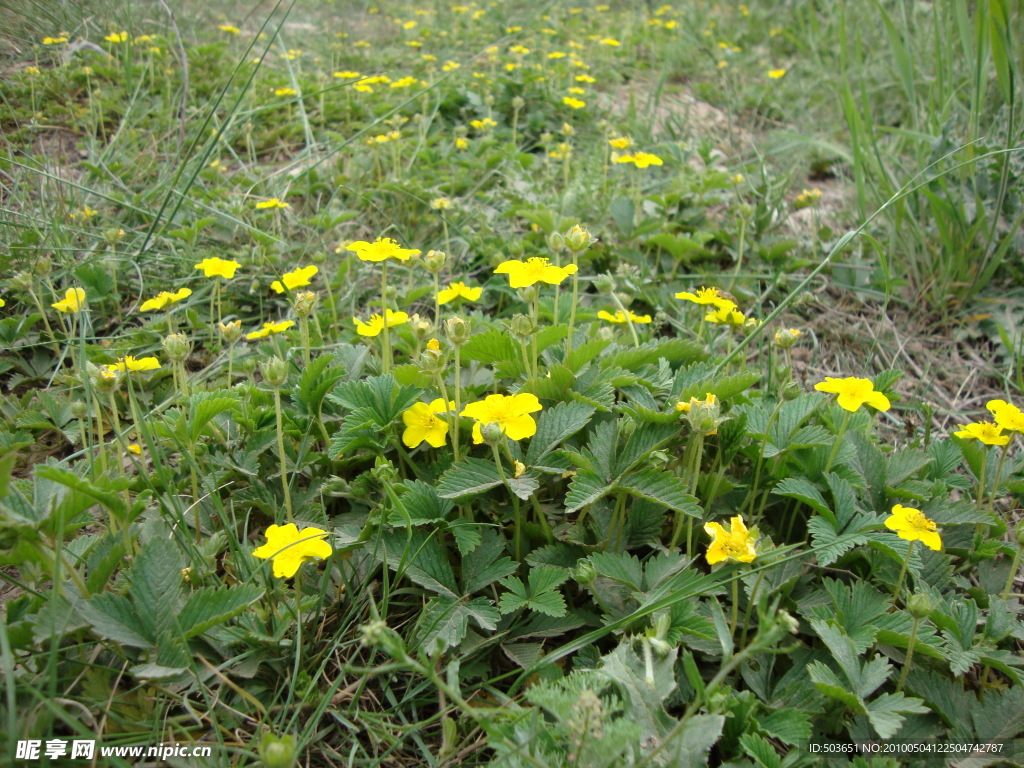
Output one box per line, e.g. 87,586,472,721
292,355,345,416
807,661,864,712
613,422,678,476
528,565,569,595
740,732,782,768
864,692,929,740
462,529,518,594
399,479,454,524
616,469,700,516
564,470,611,513
525,401,595,464
757,709,811,748
128,538,185,639
774,477,833,523
0,452,15,498
187,391,238,443
605,338,705,370
460,327,517,364
588,551,643,591
178,584,263,639
526,590,567,617
414,595,469,652
77,593,153,649
610,197,635,237
437,458,504,499
34,466,127,523
378,530,458,598
447,521,482,555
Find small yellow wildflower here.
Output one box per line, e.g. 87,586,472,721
885,504,941,551
599,38,621,46
987,400,1024,433
494,257,578,288
52,287,86,313
194,257,241,279
252,523,333,579
461,392,543,444
218,25,241,34
608,136,632,150
615,152,663,168
767,68,787,79
705,516,757,565
352,310,410,337
106,356,161,373
274,87,297,97
705,302,746,325
104,31,128,44
42,36,68,45
562,96,586,109
597,309,652,324
430,197,453,211
246,320,295,340
140,288,192,312
953,422,1009,446
402,399,455,448
813,376,891,413
271,265,318,293
345,237,421,262
334,70,361,79
674,286,732,308
437,281,482,305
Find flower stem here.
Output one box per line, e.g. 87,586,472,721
824,410,853,473
566,251,582,359
380,261,391,375
976,446,989,512
893,539,915,600
730,577,740,638
1002,543,1022,599
273,386,294,523
434,374,459,464
531,290,540,389
609,285,639,348
896,615,921,692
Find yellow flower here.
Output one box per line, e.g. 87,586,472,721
42,36,68,44
705,301,746,325
104,31,128,44
562,96,586,109
333,70,361,79
597,309,652,324
139,288,192,312
25,66,40,74
676,393,721,435
794,188,823,209
252,523,333,578
390,76,418,88
218,25,241,34
256,198,289,209
345,237,421,262
51,287,86,313
127,443,142,455
494,257,578,288
676,392,717,414
194,257,241,279
608,136,632,150
884,504,941,551
246,319,295,340
814,376,890,413
774,328,801,348
352,310,409,337
106,356,161,373
469,117,497,131
576,74,596,83
455,137,469,149
704,516,757,565
402,398,455,448
0,298,5,308
767,68,787,79
616,151,663,168
271,265,318,293
953,421,1009,446
462,392,542,444
430,197,453,210
437,281,482,305
987,400,1024,433
599,38,621,46
675,286,733,309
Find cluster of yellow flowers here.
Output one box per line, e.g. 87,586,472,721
675,286,754,326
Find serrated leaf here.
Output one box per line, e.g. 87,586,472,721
807,660,864,711
448,521,482,555
463,529,518,594
128,538,185,639
378,530,458,597
187,391,239,443
399,479,454,523
613,422,678,476
588,551,644,591
528,565,569,595
77,593,153,649
864,691,929,739
740,732,782,768
502,642,545,669
34,465,127,522
773,477,833,523
414,596,468,652
525,401,595,464
617,469,700,516
564,470,612,513
525,589,567,617
758,708,811,747
178,585,263,639
808,516,867,566
437,458,504,499
460,328,517,364
292,355,345,416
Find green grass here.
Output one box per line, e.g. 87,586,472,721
2,1,1024,766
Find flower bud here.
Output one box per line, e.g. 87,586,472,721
507,313,537,341
677,393,722,436
773,328,801,349
260,356,288,388
89,363,119,393
258,733,297,768
409,313,432,340
33,256,52,275
292,291,318,317
907,592,936,619
423,249,447,273
359,618,406,657
511,96,525,110
417,345,447,376
103,227,125,246
444,316,470,345
593,273,616,294
163,332,192,362
564,224,597,253
480,422,503,445
370,456,398,483
547,232,565,254
310,251,326,264
780,379,802,401
10,271,34,291
219,319,243,344
71,400,88,419
1016,523,1024,547
572,559,597,585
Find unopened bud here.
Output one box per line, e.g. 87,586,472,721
507,313,537,341
423,249,447,273
1016,523,1024,547
547,232,565,254
89,363,119,393
907,592,936,619
371,456,398,484
258,733,297,768
359,618,406,656
564,224,597,253
593,273,616,294
292,291,318,317
511,96,525,110
260,356,288,387
71,400,88,419
219,319,243,344
10,271,34,291
444,316,470,345
480,422,503,445
163,332,191,362
33,257,52,275
410,313,432,340
773,328,801,350
572,559,596,585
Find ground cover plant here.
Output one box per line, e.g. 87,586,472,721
2,0,1024,765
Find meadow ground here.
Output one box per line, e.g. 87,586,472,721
1,0,1024,766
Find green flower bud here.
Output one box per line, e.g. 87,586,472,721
417,341,447,376
773,328,801,350
219,319,243,344
780,379,802,401
511,96,525,110
547,232,565,254
370,456,398,484
480,421,504,445
260,356,288,388
241,357,258,375
507,313,537,341
409,313,432,340
10,271,34,291
907,592,936,619
33,257,52,276
423,249,447,273
359,618,406,657
163,332,191,363
444,316,471,345
310,251,326,264
258,733,296,768
89,363,119,393
593,273,616,294
71,400,88,419
572,559,597,585
1016,524,1024,547
292,291,318,317
564,224,597,253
